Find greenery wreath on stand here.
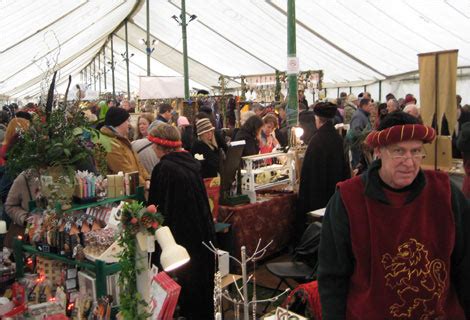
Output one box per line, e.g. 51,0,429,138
117,202,163,320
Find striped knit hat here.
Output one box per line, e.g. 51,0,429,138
196,118,214,136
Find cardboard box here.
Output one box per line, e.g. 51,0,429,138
115,175,124,197
106,175,116,198
217,250,229,277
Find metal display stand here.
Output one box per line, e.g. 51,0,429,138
204,239,289,320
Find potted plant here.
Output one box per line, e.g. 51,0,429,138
7,105,108,209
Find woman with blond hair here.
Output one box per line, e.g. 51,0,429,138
0,117,30,165
191,118,221,178
147,123,215,319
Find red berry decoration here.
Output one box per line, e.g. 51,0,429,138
130,217,138,224
147,204,157,214
141,214,153,228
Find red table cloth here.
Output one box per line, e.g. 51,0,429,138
218,191,296,267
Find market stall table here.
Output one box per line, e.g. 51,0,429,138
422,159,465,190
217,191,296,271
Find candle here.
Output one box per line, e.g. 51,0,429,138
0,220,6,234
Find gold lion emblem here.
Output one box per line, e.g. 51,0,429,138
381,239,447,319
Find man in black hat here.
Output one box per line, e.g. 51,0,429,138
100,107,149,186
296,102,351,242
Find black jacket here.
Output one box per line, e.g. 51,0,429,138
191,140,220,178
234,128,259,156
180,125,194,151
157,114,168,123
148,151,216,319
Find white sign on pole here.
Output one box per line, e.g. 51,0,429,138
139,76,185,99
286,56,299,75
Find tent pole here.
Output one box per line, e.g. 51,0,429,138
93,59,96,91
287,0,298,126
125,19,131,100
378,80,382,102
146,0,151,76
98,53,101,94
337,87,339,98
349,86,352,94
110,35,116,100
103,48,107,90
181,0,190,99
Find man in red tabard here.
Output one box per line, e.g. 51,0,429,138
318,112,470,319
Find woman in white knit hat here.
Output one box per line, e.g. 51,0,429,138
191,118,221,178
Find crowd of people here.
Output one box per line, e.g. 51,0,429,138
1,88,469,318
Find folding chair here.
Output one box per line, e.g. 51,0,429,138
262,222,322,313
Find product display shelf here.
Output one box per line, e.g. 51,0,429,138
244,164,284,175
13,186,145,299
63,186,145,213
252,179,292,191
240,151,296,200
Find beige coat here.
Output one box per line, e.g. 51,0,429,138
5,171,40,226
4,171,40,247
100,126,149,186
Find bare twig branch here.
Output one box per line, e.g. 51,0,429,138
248,288,290,305
247,239,274,263
202,241,242,265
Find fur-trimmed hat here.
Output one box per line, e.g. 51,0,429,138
313,102,337,119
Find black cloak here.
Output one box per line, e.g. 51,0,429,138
148,151,216,319
296,121,350,242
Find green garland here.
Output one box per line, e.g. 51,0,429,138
117,226,146,320
117,202,164,320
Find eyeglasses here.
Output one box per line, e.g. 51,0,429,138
385,147,426,162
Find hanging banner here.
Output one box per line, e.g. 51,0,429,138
418,50,458,133
418,49,458,170
139,76,185,99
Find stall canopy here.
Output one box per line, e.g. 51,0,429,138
1,0,470,100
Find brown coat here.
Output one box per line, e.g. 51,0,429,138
100,126,149,186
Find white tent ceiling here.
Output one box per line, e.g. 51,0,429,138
1,0,470,100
